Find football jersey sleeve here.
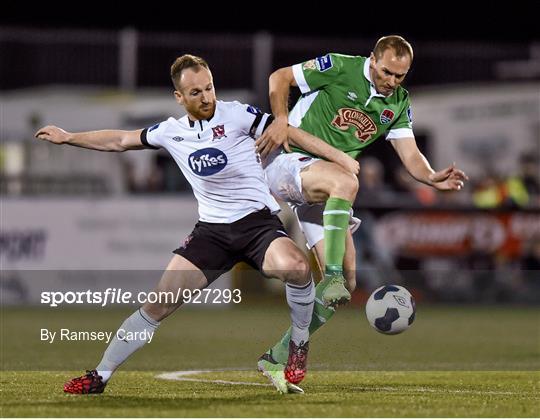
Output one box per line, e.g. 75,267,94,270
292,53,344,94
386,100,414,140
140,120,170,149
232,102,273,139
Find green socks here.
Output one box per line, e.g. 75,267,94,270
267,197,352,365
269,276,336,365
323,197,352,274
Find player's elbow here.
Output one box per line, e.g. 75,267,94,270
117,131,140,152
115,141,129,152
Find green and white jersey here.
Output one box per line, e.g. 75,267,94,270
290,53,414,159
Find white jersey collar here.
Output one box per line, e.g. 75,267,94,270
363,57,391,106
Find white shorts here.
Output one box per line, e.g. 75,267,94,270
264,151,319,205
264,152,361,249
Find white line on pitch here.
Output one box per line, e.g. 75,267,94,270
156,370,272,387
351,386,527,396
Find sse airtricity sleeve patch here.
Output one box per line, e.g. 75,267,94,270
315,54,333,71
293,53,345,94
141,120,171,149
245,104,272,139
407,106,413,125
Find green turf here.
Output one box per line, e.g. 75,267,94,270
1,370,538,417
1,303,539,416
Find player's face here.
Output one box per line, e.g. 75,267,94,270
175,67,217,120
369,49,411,97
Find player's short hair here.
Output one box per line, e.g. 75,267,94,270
373,35,414,62
171,54,210,91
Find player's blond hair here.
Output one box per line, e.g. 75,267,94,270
170,54,210,91
373,35,414,62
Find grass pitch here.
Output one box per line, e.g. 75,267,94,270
1,303,539,417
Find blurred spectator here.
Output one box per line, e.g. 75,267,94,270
356,156,396,205
518,152,540,207
353,157,403,291
472,172,505,208
473,153,539,209
394,166,437,206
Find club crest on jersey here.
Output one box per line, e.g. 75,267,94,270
380,108,395,124
331,108,377,143
211,125,226,140
316,54,333,72
303,59,317,71
188,148,228,176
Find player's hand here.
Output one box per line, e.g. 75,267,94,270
429,163,469,191
35,125,70,144
255,117,290,159
337,152,360,175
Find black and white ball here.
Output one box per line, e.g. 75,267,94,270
365,285,416,334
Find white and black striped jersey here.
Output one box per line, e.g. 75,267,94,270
141,100,279,223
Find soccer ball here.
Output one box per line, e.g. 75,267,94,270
365,285,416,335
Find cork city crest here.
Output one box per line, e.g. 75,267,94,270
303,59,317,70
380,108,395,124
331,108,377,142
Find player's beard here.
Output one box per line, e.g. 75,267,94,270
193,100,216,120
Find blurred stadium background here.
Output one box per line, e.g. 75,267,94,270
2,26,539,304
0,16,539,417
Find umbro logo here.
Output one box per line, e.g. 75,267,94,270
393,295,409,308
172,136,184,142
347,91,358,101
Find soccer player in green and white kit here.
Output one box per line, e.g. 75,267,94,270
256,35,468,390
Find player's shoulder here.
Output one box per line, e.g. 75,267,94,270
394,85,411,103
322,53,365,73
218,100,264,116
148,116,178,132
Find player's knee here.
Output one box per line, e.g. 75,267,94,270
142,300,179,322
328,171,358,200
338,172,359,197
279,253,310,285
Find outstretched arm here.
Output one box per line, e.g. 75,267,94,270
35,126,146,152
255,66,297,158
390,137,468,191
287,126,359,175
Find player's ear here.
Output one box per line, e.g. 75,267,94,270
174,90,184,106
369,52,376,67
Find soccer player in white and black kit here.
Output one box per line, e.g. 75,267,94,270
35,55,322,394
